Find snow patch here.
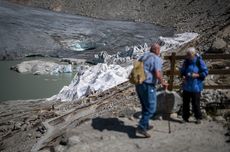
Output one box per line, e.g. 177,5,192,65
159,32,199,52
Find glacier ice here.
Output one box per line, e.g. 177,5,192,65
48,32,198,102
12,60,72,75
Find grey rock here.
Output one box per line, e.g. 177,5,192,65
201,109,208,119
67,143,90,152
60,135,69,146
68,136,81,145
27,133,32,138
13,122,22,131
209,38,227,53
37,126,47,134
213,116,226,123
21,124,28,131
156,90,182,115
36,133,42,139
54,145,66,152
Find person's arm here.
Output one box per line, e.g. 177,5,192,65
154,57,168,89
180,60,187,77
155,70,168,87
198,59,208,79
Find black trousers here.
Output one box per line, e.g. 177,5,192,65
182,91,202,120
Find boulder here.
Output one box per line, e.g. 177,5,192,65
213,116,226,123
68,136,81,145
67,143,90,152
54,145,66,152
156,90,182,115
208,38,227,53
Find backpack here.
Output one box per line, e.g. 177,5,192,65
129,55,153,84
184,56,205,81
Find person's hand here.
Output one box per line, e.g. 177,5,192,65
162,81,169,90
182,76,186,84
192,73,199,78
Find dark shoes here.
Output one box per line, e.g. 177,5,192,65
181,119,189,123
181,119,201,124
147,125,154,131
136,127,151,138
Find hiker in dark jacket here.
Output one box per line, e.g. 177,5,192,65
136,43,168,138
180,47,208,124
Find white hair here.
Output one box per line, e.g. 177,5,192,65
186,47,196,55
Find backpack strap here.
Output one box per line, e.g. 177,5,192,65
196,56,206,81
183,56,203,77
196,56,202,73
184,56,202,71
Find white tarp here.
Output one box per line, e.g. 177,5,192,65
48,64,132,101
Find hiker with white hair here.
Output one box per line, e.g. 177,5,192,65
180,47,208,124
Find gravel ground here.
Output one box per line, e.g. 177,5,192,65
49,117,230,152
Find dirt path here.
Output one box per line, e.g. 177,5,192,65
54,117,230,152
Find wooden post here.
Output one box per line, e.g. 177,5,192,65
168,52,176,91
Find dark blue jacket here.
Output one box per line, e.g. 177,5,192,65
180,56,208,93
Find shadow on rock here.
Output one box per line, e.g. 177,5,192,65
91,117,137,138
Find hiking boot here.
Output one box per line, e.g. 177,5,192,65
136,127,151,138
147,125,154,131
195,119,201,124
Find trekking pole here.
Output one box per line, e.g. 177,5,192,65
163,88,171,134
168,111,171,134
167,52,175,134
166,89,171,134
